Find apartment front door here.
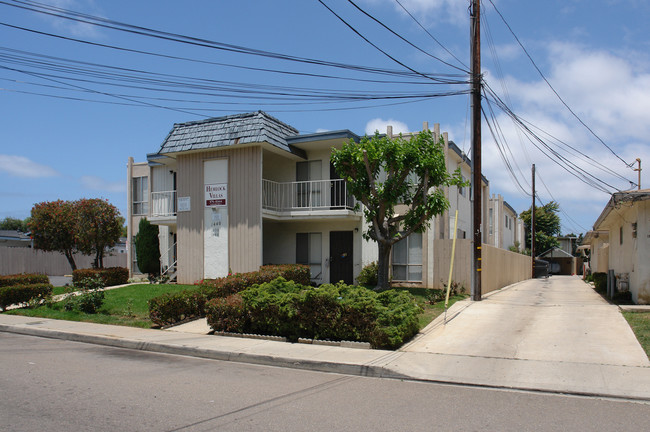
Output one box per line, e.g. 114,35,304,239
329,231,353,285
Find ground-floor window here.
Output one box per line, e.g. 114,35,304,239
296,232,322,281
392,232,422,282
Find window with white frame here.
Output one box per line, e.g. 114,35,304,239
132,176,148,216
296,232,322,280
392,232,422,282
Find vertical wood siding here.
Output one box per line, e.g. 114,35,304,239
176,146,261,284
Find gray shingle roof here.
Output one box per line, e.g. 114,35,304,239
158,111,299,154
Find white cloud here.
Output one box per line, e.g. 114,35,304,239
477,42,650,230
315,128,330,133
364,0,467,26
365,118,410,135
0,155,59,178
42,0,104,38
81,175,124,193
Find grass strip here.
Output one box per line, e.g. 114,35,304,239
622,311,650,360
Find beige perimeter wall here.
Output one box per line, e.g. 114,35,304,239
0,247,127,276
431,239,531,296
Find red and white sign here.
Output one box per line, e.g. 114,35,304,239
205,183,227,207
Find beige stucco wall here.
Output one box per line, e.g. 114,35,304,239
429,239,531,294
600,200,650,304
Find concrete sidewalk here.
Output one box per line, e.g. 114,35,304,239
1,276,649,400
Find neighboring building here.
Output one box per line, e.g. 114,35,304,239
584,190,650,304
126,111,523,287
557,235,578,256
488,195,521,251
0,230,32,248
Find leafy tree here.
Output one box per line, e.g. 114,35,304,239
134,218,160,276
29,200,79,271
76,198,124,269
331,130,464,290
520,201,561,256
0,216,30,232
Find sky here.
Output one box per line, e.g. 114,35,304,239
1,0,648,236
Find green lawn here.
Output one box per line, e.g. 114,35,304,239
398,287,469,330
7,284,199,328
623,312,650,360
7,283,465,333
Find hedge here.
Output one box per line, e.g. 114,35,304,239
148,264,310,327
592,272,608,293
205,278,423,350
198,264,310,297
72,267,129,287
0,283,53,311
0,274,49,287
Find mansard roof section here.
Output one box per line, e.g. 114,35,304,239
158,111,300,155
286,129,361,145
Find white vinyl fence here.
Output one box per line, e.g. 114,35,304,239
0,247,127,276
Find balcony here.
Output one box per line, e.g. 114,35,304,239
262,179,359,220
150,190,177,226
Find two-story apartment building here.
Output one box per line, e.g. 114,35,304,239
127,111,518,287
488,194,523,251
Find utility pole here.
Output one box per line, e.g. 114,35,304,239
531,164,536,278
634,158,642,190
470,0,482,301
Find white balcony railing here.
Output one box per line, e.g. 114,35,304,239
151,191,177,217
262,179,355,212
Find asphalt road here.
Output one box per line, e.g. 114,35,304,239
1,333,649,432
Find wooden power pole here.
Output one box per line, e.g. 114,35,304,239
471,0,482,301
531,164,536,278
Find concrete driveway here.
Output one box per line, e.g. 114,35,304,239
403,275,649,367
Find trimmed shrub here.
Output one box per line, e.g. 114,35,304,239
72,267,128,287
148,289,208,326
205,294,247,333
199,264,310,297
592,272,608,293
134,218,160,276
356,262,378,287
0,274,49,287
205,277,423,349
0,283,53,311
148,264,310,327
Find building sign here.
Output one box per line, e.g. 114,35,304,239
177,196,191,212
205,183,227,207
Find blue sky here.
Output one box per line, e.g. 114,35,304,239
1,0,648,236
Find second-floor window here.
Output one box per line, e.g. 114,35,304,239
132,176,149,216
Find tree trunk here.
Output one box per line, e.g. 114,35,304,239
64,250,77,272
376,241,392,291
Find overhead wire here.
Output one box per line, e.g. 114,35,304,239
393,0,469,70
485,0,635,170
2,0,467,83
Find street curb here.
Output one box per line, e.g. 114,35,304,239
0,323,409,381
3,321,650,402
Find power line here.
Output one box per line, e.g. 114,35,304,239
1,0,466,83
345,0,469,73
393,0,468,70
486,0,634,170
316,0,458,84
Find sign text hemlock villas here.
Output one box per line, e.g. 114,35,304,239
205,183,227,207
